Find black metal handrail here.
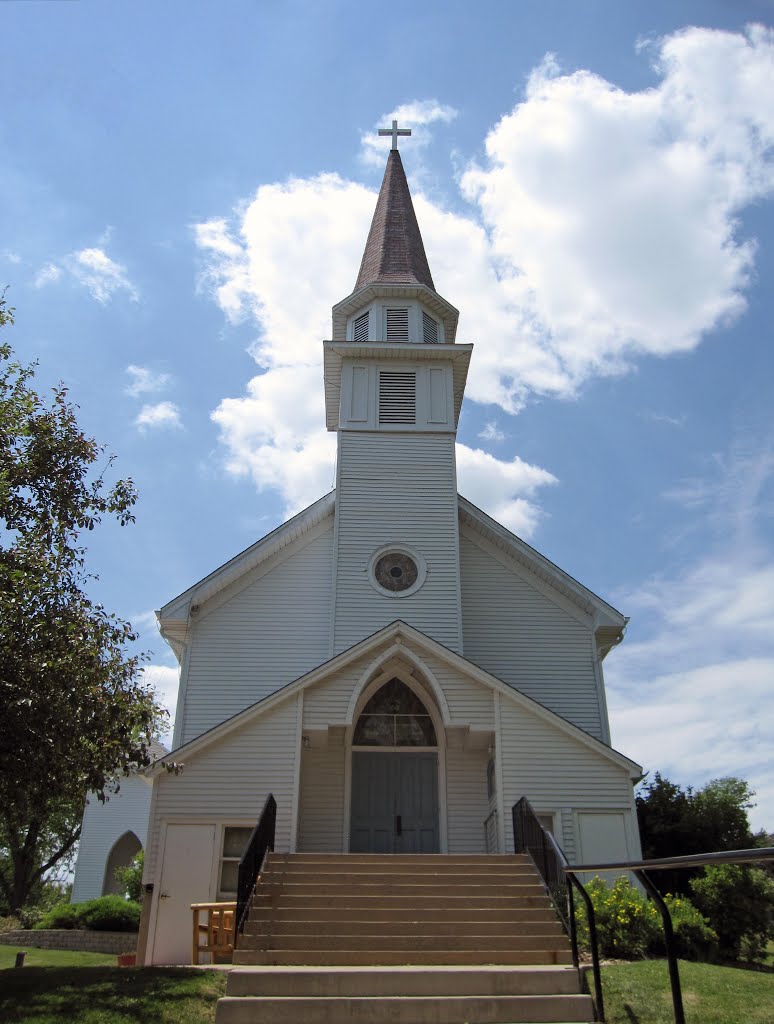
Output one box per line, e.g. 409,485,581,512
567,846,774,1024
513,798,605,1022
235,793,276,939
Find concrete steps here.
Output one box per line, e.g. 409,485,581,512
217,853,592,1023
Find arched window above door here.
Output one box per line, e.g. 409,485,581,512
353,678,437,747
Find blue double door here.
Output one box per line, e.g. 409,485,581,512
350,751,439,853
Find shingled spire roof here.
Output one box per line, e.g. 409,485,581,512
355,149,435,292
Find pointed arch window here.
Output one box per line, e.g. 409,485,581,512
353,677,437,746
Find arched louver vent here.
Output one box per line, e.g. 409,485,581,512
385,308,410,342
422,311,439,344
378,370,416,424
352,311,369,342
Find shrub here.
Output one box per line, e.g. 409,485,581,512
34,902,81,929
658,894,717,961
575,876,661,959
77,895,141,932
114,851,143,903
0,915,21,932
574,876,716,962
690,864,774,962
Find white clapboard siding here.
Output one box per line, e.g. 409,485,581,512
302,650,377,729
334,432,462,653
460,530,603,738
417,649,494,729
296,746,346,851
146,698,298,882
71,776,153,903
498,699,634,858
178,526,333,743
446,747,489,853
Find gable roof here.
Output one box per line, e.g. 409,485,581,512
355,149,435,291
149,619,641,779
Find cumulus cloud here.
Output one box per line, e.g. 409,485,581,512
478,422,506,443
606,441,774,831
456,445,557,535
195,27,774,529
135,401,182,431
125,364,172,397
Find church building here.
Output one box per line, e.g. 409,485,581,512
138,129,643,965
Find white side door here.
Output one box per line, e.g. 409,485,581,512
152,823,216,965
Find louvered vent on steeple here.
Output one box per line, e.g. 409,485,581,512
385,308,409,342
352,311,370,342
422,311,439,345
378,370,416,424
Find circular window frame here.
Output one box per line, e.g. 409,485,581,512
367,544,427,599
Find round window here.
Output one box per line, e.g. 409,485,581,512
369,546,426,597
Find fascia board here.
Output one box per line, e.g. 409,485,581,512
150,618,640,780
324,341,472,430
458,496,626,629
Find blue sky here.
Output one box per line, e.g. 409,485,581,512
2,1,773,831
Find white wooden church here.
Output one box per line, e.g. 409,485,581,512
81,130,644,966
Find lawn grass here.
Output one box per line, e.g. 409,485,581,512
0,947,116,969
601,958,774,1024
0,964,227,1024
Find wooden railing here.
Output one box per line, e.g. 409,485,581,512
191,902,236,964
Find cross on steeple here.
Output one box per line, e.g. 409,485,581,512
378,119,411,151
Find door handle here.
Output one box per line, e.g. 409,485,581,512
395,815,402,836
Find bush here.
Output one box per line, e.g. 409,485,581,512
690,864,774,962
575,876,661,959
114,851,143,902
34,895,141,932
658,894,718,961
0,915,21,932
34,902,81,929
574,876,716,962
77,895,141,932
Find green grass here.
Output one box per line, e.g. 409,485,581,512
0,947,116,969
601,959,774,1024
0,963,227,1024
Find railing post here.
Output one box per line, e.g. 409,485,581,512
569,873,605,1023
567,876,579,970
635,869,685,1024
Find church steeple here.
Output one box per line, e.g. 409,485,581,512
355,149,435,292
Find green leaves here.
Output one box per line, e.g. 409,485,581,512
0,302,165,913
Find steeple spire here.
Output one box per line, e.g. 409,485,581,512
355,148,435,293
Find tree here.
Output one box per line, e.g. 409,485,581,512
0,295,165,913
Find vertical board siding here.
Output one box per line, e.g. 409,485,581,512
460,530,603,738
179,526,333,743
71,777,153,903
297,747,346,851
334,433,462,653
497,699,634,855
446,747,489,853
146,698,298,882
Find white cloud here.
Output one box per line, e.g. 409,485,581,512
34,263,62,287
195,27,774,531
2,250,22,265
141,664,180,745
456,444,557,536
34,245,138,304
360,99,458,167
606,442,774,832
478,421,506,443
135,401,182,431
125,364,172,397
67,247,138,304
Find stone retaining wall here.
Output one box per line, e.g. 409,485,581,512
0,929,137,955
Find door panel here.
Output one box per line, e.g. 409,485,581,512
153,823,216,964
350,752,439,853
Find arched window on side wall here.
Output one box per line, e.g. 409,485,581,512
102,830,142,896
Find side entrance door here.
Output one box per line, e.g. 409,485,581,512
350,752,439,853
